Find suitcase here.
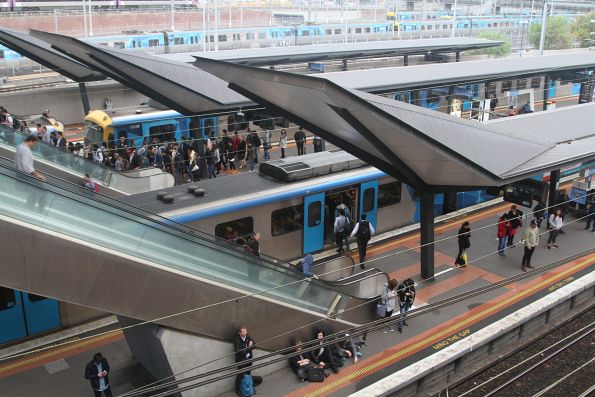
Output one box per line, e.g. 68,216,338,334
307,367,325,382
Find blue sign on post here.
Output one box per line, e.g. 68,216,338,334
570,187,587,205
308,63,325,73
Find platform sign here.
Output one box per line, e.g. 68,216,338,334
503,184,533,208
308,63,325,73
579,79,594,104
570,186,587,205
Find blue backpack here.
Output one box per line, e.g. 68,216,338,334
239,374,254,397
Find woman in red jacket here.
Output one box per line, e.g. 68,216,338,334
497,214,510,257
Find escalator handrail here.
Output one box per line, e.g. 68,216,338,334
0,157,303,278
325,269,389,287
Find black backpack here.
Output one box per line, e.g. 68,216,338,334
357,221,371,242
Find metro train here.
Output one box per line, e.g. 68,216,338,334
123,150,498,260
0,13,553,61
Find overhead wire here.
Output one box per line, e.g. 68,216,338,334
124,213,595,396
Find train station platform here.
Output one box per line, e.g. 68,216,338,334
1,192,593,396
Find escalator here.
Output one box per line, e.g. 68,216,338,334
0,160,382,351
0,126,174,195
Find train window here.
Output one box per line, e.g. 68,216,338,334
326,29,332,35
246,32,255,40
443,24,448,29
355,28,362,33
0,287,16,310
302,30,310,36
363,188,375,212
150,124,175,143
271,205,303,236
517,79,527,89
174,37,185,45
28,293,47,302
308,202,321,227
148,39,160,47
427,25,432,30
218,35,228,42
530,77,542,89
335,29,341,34
421,25,425,30
132,41,137,48
365,27,370,33
501,80,512,92
378,182,402,208
114,42,125,49
284,31,292,37
215,217,254,241
233,34,241,41
209,35,215,43
258,32,266,39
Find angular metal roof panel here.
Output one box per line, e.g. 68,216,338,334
0,28,104,82
194,56,595,190
320,52,595,92
30,30,248,114
159,37,503,65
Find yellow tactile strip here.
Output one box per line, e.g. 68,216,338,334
284,253,595,397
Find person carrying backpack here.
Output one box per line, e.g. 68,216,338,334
350,214,375,269
333,208,350,254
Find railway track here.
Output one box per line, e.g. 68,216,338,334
447,307,595,397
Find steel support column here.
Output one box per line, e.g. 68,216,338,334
342,59,348,71
455,51,461,62
78,82,90,116
548,169,560,210
543,75,550,111
420,192,435,279
403,55,409,66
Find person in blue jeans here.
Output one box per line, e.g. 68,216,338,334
497,214,510,257
397,278,415,334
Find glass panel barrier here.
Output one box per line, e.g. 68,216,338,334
0,166,342,315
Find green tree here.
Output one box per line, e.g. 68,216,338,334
572,12,595,47
529,16,573,50
470,31,511,57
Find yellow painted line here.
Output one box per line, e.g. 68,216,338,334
298,254,595,397
0,330,122,376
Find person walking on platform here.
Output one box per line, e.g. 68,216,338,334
497,214,509,257
246,141,256,172
279,129,288,159
521,220,539,272
455,222,471,267
556,189,570,234
547,209,564,250
533,199,546,228
506,205,523,247
294,127,306,156
585,202,595,232
380,279,398,333
397,278,415,334
334,208,351,254
350,214,375,269
234,326,256,396
261,127,271,161
84,353,113,397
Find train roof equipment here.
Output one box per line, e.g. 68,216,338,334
259,149,367,182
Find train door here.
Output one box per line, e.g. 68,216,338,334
200,116,217,138
22,293,61,335
0,287,27,344
359,180,378,229
303,192,325,254
324,187,358,245
548,79,556,99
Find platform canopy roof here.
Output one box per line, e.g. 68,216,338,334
159,37,503,65
319,52,595,92
0,28,104,82
29,30,247,115
194,56,595,191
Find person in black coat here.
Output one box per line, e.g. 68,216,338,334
84,353,113,397
309,329,339,374
456,221,471,266
234,326,255,394
506,205,523,247
288,339,317,381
